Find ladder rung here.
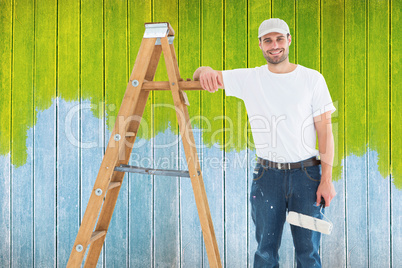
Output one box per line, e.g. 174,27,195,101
89,230,106,244
114,164,200,178
125,132,136,137
142,81,202,91
108,182,121,190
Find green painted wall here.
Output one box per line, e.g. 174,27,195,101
0,0,400,188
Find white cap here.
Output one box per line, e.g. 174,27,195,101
258,18,290,38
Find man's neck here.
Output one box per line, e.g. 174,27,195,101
267,60,297,74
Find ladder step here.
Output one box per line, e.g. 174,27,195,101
89,230,106,244
108,182,121,190
142,80,202,91
114,164,199,178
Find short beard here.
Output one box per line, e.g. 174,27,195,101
263,50,288,64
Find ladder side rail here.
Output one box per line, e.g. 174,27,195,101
84,42,163,267
169,41,181,81
161,37,222,268
83,92,150,267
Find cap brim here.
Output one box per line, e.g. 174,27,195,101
258,28,289,38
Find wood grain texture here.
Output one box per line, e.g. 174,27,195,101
345,0,369,267
57,98,82,268
368,0,391,266
103,0,129,266
128,141,154,268
0,154,10,268
0,0,12,266
33,0,57,266
56,0,81,266
224,0,249,267
10,0,34,168
297,0,320,71
272,0,295,63
391,0,402,266
178,0,203,266
11,0,34,266
0,1,402,267
153,1,180,267
391,0,402,188
200,1,226,267
80,0,105,267
321,0,346,267
0,0,12,155
128,1,153,267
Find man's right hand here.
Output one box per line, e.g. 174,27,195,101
193,66,224,93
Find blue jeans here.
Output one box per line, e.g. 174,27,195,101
250,161,323,268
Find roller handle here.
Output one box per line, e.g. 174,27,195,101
320,197,326,209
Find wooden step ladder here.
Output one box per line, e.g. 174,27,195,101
67,22,222,267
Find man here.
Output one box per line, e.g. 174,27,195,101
193,18,337,267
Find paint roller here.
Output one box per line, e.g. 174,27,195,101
286,198,333,235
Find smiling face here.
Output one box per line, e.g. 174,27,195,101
259,32,291,65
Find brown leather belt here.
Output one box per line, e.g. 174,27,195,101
257,156,321,170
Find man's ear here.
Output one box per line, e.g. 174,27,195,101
288,35,292,46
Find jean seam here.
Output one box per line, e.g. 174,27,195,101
303,167,321,182
253,166,266,181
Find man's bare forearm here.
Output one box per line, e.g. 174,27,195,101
193,66,224,92
318,125,334,182
314,111,336,206
314,111,334,181
193,66,213,80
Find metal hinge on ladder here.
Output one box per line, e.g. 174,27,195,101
144,22,175,45
144,22,169,38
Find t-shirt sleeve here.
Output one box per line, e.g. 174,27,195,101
312,73,336,117
222,68,251,100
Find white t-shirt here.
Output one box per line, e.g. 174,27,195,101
222,64,336,163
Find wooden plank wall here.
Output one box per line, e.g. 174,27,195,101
0,0,401,267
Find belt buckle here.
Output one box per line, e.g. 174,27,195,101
277,162,291,170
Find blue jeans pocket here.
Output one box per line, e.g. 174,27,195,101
253,163,265,181
250,164,265,205
303,165,321,182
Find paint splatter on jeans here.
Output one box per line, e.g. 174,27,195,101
250,163,323,268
